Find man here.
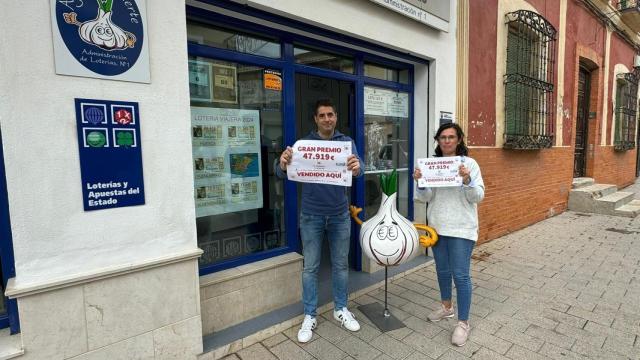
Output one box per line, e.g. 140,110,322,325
276,98,364,343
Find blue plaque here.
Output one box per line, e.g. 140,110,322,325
75,98,145,211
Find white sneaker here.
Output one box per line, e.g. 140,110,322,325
297,315,317,343
427,304,455,322
333,307,361,332
451,321,470,346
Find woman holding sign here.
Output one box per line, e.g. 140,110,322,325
413,123,484,347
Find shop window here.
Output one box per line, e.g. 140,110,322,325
294,45,354,73
363,86,410,218
503,10,556,149
614,73,638,151
187,22,281,59
364,62,409,84
188,56,285,269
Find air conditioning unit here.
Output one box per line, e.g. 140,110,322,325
634,54,640,68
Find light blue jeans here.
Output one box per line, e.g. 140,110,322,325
431,235,475,321
300,211,351,317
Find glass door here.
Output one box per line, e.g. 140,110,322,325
363,86,411,218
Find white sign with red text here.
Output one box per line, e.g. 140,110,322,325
417,156,463,188
287,140,352,186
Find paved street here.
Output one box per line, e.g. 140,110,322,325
223,207,640,360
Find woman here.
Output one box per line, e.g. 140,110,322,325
413,123,484,346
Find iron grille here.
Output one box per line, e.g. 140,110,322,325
614,72,638,151
504,10,557,150
615,0,640,11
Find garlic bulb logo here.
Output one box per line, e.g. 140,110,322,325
63,0,137,51
361,192,419,266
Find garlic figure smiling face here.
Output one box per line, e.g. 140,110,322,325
79,9,130,50
360,192,419,266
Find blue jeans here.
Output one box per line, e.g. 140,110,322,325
431,235,475,321
300,212,351,317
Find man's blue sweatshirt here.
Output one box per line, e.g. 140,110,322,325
275,130,364,215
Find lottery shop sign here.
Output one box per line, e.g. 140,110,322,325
287,140,352,186
51,0,150,83
75,98,145,210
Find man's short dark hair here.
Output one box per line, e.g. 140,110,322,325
314,98,336,115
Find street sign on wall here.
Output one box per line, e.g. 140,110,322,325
368,0,449,32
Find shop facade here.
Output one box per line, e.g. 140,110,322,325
0,0,456,358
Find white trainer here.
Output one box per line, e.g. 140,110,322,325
451,321,470,346
297,315,317,343
333,307,361,332
427,304,455,322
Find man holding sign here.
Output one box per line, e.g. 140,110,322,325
276,99,363,343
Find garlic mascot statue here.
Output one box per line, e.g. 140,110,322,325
350,170,438,266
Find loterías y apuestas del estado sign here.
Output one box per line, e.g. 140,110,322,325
51,0,150,83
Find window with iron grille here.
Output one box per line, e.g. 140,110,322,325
504,10,557,149
614,72,638,151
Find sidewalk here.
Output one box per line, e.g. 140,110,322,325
220,210,640,360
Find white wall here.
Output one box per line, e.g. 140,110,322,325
0,1,197,287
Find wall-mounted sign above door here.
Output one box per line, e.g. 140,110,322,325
51,0,150,83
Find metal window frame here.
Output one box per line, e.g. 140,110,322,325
186,3,417,274
614,72,638,151
503,10,557,150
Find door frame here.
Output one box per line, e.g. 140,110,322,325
0,131,20,333
574,66,591,178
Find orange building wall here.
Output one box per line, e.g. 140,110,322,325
591,147,637,188
470,147,574,244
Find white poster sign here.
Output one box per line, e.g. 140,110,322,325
51,0,151,83
191,107,263,217
287,140,353,186
417,156,463,188
364,87,409,118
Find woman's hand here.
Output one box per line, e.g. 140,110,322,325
347,155,361,176
413,168,422,181
459,164,471,185
279,146,293,171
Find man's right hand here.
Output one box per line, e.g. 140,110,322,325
279,146,293,171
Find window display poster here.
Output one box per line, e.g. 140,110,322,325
75,98,145,211
264,69,282,91
364,87,409,118
189,60,212,102
191,107,263,217
239,79,263,107
212,63,238,104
